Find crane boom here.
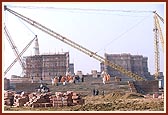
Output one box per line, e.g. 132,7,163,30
4,24,25,71
4,6,144,81
4,35,36,76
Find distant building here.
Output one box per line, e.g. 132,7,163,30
76,70,83,80
10,75,31,83
69,63,74,75
91,70,98,78
23,52,69,83
100,53,151,80
4,78,10,90
76,71,83,76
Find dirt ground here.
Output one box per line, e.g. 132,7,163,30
4,92,164,111
78,92,164,111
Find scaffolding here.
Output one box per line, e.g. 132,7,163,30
23,52,69,83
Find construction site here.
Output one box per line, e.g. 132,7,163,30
3,3,165,112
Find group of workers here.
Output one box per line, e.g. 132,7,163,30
50,71,110,86
51,74,84,86
101,71,110,84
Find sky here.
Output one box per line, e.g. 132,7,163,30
2,2,165,79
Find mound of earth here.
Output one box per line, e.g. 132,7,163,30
122,92,144,99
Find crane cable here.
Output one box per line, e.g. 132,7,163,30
95,13,151,54
18,18,36,36
6,5,154,13
6,5,153,18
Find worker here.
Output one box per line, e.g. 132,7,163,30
31,76,34,83
102,71,110,84
61,75,67,85
101,71,106,84
103,76,106,84
51,78,54,86
102,90,105,97
54,77,58,86
92,89,96,96
72,75,76,84
58,75,62,83
67,75,73,83
40,76,43,83
81,76,84,82
75,75,80,82
95,89,99,96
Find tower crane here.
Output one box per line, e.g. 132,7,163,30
4,35,37,76
153,11,164,79
4,5,145,81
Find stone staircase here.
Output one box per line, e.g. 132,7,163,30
47,76,131,96
127,81,146,94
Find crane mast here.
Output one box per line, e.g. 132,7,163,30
154,13,164,52
153,12,164,79
153,18,159,79
4,6,145,81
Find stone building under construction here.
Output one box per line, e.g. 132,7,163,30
23,52,69,83
100,53,151,80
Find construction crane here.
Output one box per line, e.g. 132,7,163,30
4,24,25,73
4,35,37,76
153,11,164,79
4,5,145,81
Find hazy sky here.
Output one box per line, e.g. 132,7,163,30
2,2,165,79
